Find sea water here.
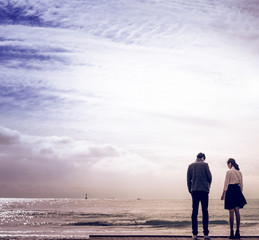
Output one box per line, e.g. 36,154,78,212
0,198,258,239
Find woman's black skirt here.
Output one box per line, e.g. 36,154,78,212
225,184,247,210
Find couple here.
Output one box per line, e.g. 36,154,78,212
187,153,247,240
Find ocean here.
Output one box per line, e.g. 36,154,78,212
0,198,258,239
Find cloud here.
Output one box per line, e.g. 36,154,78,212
0,83,66,116
0,126,162,197
146,111,224,128
0,126,20,144
0,0,42,25
0,80,108,124
0,43,70,70
1,0,259,48
92,152,161,175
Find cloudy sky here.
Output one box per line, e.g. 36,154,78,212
0,0,259,199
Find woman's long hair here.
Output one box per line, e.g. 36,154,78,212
227,158,240,170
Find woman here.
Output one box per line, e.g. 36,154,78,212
221,158,247,239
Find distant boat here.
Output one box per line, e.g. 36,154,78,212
137,198,142,200
85,194,88,199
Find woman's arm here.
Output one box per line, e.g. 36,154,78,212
221,171,230,200
240,171,243,191
221,190,226,200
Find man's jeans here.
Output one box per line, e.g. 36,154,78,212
191,191,209,236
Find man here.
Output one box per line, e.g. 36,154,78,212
187,152,212,240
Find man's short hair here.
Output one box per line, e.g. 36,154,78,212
197,152,206,160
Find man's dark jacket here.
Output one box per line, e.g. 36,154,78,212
187,158,212,193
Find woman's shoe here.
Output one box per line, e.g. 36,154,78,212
235,230,240,239
229,230,234,239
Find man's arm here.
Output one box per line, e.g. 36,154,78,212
206,164,212,187
187,165,192,193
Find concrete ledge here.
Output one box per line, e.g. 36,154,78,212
89,235,259,239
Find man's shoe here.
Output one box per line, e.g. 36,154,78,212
229,230,235,239
204,235,210,240
235,230,240,239
192,235,198,240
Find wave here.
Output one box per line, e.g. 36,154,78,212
68,219,228,228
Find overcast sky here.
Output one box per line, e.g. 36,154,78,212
0,0,259,199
